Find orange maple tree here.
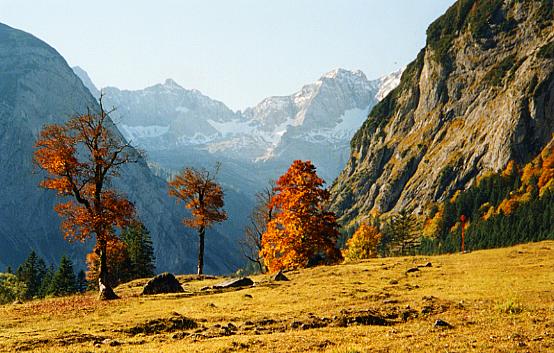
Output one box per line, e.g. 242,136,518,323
261,160,341,272
34,98,136,299
86,238,129,287
168,165,227,275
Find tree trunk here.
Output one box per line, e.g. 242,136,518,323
97,240,119,300
197,227,205,275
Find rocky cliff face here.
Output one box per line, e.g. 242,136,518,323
0,23,242,274
330,0,554,225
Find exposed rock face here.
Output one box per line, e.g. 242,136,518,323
141,272,184,295
330,0,554,225
0,23,242,274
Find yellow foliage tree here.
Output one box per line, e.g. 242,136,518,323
342,223,382,261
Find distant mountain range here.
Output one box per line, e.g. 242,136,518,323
73,67,402,183
72,67,402,256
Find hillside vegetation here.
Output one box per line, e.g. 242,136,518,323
1,241,552,352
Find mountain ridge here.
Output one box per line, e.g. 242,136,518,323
0,22,243,274
330,0,554,226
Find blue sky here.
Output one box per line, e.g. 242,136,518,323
1,0,454,110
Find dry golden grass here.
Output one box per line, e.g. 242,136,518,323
1,241,553,352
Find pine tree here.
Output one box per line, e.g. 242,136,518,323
16,251,47,299
388,209,419,256
76,270,87,293
49,256,78,297
39,265,55,297
121,221,156,279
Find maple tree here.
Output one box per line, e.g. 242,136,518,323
86,238,130,287
34,97,136,300
342,223,383,261
261,160,341,273
168,165,227,275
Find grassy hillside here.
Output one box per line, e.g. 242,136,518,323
1,241,553,352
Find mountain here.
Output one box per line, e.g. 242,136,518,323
72,66,402,253
0,23,243,274
330,0,554,226
73,67,402,183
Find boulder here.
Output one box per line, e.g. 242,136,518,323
141,272,184,295
212,277,254,289
433,319,453,328
99,280,119,300
272,270,289,281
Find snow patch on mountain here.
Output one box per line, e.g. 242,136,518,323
120,124,170,140
376,68,403,101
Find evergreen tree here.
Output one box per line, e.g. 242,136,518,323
16,251,47,299
39,265,55,298
48,256,78,297
387,210,419,256
6,266,12,274
76,270,87,293
121,221,156,279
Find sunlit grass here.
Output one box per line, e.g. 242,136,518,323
0,241,553,352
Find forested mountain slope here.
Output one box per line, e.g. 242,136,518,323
330,0,554,226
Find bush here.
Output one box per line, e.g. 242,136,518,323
0,273,26,304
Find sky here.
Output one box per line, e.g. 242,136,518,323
0,0,455,110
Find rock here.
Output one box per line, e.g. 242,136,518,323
272,270,289,281
433,319,453,328
212,277,254,289
101,339,121,347
12,299,22,305
141,272,184,295
405,267,420,274
244,294,253,298
99,280,119,300
418,262,433,268
290,321,302,329
389,279,399,285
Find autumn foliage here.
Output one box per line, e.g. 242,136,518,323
342,223,382,261
168,165,227,275
34,98,136,299
261,160,341,272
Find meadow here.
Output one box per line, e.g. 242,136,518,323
1,241,553,352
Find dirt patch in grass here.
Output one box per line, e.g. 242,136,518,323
123,313,197,335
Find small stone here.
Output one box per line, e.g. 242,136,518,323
101,339,121,346
272,270,289,281
433,319,453,328
389,279,399,285
244,294,253,298
227,322,237,330
406,267,420,274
